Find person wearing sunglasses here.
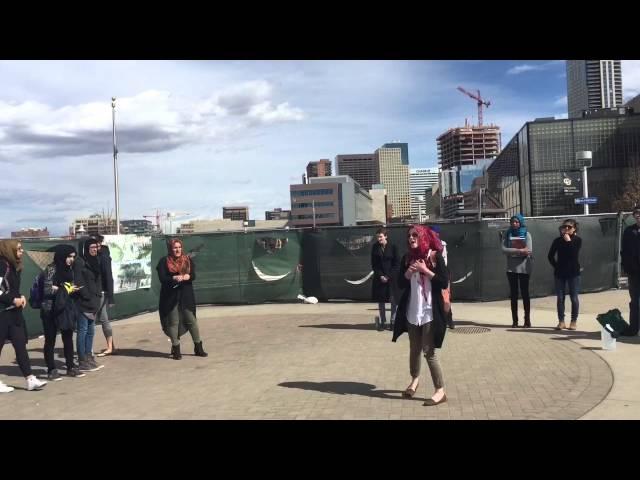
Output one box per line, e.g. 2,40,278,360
621,207,640,336
392,225,449,406
547,219,582,330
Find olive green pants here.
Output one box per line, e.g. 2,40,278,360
167,306,201,346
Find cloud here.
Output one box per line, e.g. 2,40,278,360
554,95,567,107
507,61,564,75
622,60,640,102
0,83,305,160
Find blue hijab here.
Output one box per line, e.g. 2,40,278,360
508,214,527,245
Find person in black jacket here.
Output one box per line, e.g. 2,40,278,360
94,235,116,356
40,244,85,380
74,238,104,372
0,240,47,392
157,238,207,360
392,225,449,406
371,227,399,331
621,207,640,336
547,219,582,331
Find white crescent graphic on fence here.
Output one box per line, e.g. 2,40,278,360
252,261,292,282
451,271,473,284
345,271,374,285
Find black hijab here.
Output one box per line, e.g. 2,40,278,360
82,238,101,274
53,244,76,284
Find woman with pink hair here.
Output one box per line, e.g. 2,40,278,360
392,225,449,406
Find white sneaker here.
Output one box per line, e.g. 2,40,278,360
0,381,14,393
26,376,47,391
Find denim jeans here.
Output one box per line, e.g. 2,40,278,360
76,312,95,360
555,276,580,322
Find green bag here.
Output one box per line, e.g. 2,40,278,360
596,308,629,338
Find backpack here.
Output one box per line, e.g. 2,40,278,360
28,271,45,309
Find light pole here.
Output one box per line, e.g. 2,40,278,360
112,97,121,234
576,151,592,215
292,197,316,228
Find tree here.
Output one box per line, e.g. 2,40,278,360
612,164,640,212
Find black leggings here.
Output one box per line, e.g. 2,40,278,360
507,272,530,324
0,315,33,377
41,311,75,372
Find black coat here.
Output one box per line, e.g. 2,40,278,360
0,257,25,327
621,224,640,276
392,251,449,349
371,242,399,302
547,235,582,278
98,245,115,303
157,256,197,337
73,256,102,314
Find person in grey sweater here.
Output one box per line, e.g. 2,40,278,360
501,214,533,328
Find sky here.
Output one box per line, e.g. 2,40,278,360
1,59,640,237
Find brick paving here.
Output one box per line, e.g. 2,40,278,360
0,302,613,420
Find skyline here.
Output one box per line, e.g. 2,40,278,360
2,60,640,236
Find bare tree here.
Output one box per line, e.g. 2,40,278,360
612,163,640,211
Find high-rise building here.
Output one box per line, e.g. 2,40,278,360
335,153,379,191
486,109,640,217
567,60,623,119
437,124,501,171
265,208,291,220
437,125,501,218
375,143,411,219
306,159,332,178
410,167,439,221
222,206,249,221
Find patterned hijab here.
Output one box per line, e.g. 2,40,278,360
166,238,191,275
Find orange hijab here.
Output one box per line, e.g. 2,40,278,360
166,239,191,275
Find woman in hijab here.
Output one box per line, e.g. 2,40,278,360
0,240,47,392
501,214,533,328
156,238,207,360
40,244,85,379
392,225,449,406
74,238,104,373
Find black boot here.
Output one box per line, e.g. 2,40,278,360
171,344,182,360
194,341,208,357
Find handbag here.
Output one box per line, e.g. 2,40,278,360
428,250,451,313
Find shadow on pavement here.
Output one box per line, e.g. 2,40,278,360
104,348,169,358
278,381,415,401
299,324,379,331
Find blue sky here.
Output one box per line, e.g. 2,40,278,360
1,60,639,236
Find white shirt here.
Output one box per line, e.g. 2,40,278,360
407,270,433,326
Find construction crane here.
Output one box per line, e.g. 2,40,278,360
143,209,163,233
142,210,191,234
457,86,491,127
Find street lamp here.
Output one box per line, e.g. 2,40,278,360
112,97,121,234
292,197,316,228
576,151,592,215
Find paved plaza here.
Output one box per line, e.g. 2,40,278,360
1,289,638,419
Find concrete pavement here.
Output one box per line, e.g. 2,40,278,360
0,289,637,419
